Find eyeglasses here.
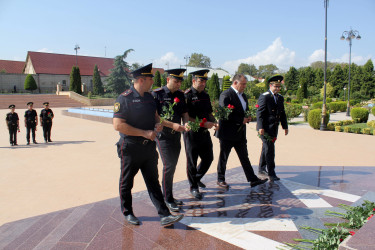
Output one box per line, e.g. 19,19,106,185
272,85,282,89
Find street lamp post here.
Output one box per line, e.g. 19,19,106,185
340,28,361,116
74,44,80,66
184,55,190,78
320,0,329,131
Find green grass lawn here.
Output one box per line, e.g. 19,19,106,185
342,123,374,133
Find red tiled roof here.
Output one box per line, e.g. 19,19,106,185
152,68,165,75
0,60,25,74
26,51,115,76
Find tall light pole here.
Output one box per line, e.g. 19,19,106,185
184,55,190,78
340,28,361,116
74,44,80,66
320,0,329,131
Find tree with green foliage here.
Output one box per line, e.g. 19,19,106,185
258,64,278,78
161,72,167,86
237,63,257,76
153,70,161,88
314,68,324,89
209,73,220,101
188,53,211,68
92,64,104,95
284,66,299,93
329,64,345,97
24,74,38,92
310,61,339,71
321,82,334,98
69,66,82,94
130,62,143,72
222,75,232,92
297,77,308,101
361,59,375,98
263,76,270,92
106,49,133,94
181,74,192,90
350,64,362,94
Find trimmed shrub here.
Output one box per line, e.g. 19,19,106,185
343,127,351,133
327,123,335,131
24,74,37,91
335,121,343,126
351,108,369,123
372,107,375,116
362,128,371,135
326,97,332,103
342,120,354,126
291,99,300,104
354,118,361,123
335,126,342,132
87,91,92,99
311,101,323,110
367,120,375,128
308,109,329,129
352,127,361,134
285,103,303,121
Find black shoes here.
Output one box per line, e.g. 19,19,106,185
217,181,230,189
161,214,184,227
197,181,206,188
125,214,140,225
190,189,203,200
269,175,280,181
250,178,268,188
174,199,183,205
166,202,180,212
33,141,38,144
48,139,52,142
27,142,30,145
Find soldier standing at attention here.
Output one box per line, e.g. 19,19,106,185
24,102,38,145
152,68,189,212
40,102,54,143
184,70,218,200
113,63,185,227
6,104,19,146
257,75,288,181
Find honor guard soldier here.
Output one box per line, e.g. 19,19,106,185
24,102,38,145
257,75,288,181
40,102,54,143
113,63,184,227
215,74,268,189
6,104,19,146
184,69,218,200
152,68,189,212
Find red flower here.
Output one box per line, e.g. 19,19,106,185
227,104,234,109
199,122,204,127
272,137,277,143
255,104,259,108
373,208,375,211
202,118,207,122
174,97,180,103
340,238,343,242
368,214,374,220
349,231,355,236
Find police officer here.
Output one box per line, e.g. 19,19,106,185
184,69,218,200
257,75,288,181
215,74,268,188
113,63,184,227
24,102,38,145
6,104,19,146
152,68,189,212
40,102,54,143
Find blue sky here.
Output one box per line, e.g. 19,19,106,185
0,0,374,74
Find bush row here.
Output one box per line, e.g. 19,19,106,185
334,126,374,135
351,107,369,123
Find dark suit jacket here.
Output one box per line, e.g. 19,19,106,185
215,87,248,142
256,90,288,137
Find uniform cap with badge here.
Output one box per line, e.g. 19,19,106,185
43,102,49,106
27,102,33,106
190,69,210,80
268,75,284,84
9,104,15,109
131,63,154,78
165,68,186,81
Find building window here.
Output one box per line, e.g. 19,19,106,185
62,80,66,86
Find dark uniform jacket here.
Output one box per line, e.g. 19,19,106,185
185,87,213,127
256,90,288,137
24,110,37,124
6,112,19,127
215,87,248,142
40,109,54,122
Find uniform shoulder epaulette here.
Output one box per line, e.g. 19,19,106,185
262,92,270,95
121,89,132,96
184,88,191,94
153,87,163,92
177,89,184,93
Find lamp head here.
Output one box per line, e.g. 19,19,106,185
356,35,361,40
340,35,345,40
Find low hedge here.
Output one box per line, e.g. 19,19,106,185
308,109,330,129
362,128,372,135
351,107,369,123
327,123,335,131
329,101,347,113
352,127,361,134
367,120,375,128
335,126,342,132
311,101,323,110
285,103,303,121
343,127,351,133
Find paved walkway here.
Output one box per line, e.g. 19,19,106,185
0,108,374,249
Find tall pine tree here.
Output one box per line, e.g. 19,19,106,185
70,66,82,95
106,49,133,94
285,66,299,93
153,70,161,89
209,73,220,101
92,64,104,95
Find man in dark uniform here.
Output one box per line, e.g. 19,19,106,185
113,63,184,227
215,74,268,188
184,69,218,200
152,68,189,212
24,102,38,145
40,102,54,143
257,75,288,181
6,104,19,146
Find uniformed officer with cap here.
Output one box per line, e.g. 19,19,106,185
113,63,185,227
6,104,20,146
24,102,38,145
40,102,54,143
256,75,288,181
184,69,218,199
152,68,189,212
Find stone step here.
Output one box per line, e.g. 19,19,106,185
0,94,86,109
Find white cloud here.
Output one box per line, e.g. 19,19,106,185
308,49,325,63
222,37,296,74
37,48,53,53
308,49,372,66
153,52,183,69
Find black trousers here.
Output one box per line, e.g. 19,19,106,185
156,130,181,203
9,125,17,144
259,136,276,177
42,120,52,141
217,139,258,182
117,137,170,217
183,130,213,190
26,122,36,142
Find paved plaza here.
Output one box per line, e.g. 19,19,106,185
1,107,374,249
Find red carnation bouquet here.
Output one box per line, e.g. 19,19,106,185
213,104,234,121
160,97,180,123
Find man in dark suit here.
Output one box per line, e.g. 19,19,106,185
215,74,268,189
256,75,288,181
